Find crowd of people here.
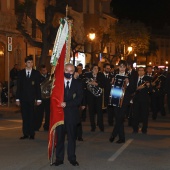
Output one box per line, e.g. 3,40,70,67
10,55,170,167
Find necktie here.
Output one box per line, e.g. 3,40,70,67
27,71,30,78
137,78,142,86
65,81,70,96
106,74,108,78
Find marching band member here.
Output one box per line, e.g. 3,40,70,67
109,60,135,144
151,67,166,120
85,64,105,132
102,63,114,126
132,67,152,134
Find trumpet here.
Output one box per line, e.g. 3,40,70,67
86,78,102,97
152,74,166,92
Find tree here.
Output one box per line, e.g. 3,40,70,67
15,0,67,68
112,19,150,57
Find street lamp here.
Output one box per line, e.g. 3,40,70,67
88,29,96,65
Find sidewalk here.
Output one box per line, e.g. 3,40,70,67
0,102,21,119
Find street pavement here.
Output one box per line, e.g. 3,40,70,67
0,104,170,170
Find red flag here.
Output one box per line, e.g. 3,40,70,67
48,44,66,160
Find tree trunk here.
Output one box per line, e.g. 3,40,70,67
39,42,50,69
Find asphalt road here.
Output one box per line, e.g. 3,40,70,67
0,112,170,170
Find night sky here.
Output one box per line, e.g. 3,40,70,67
110,0,170,29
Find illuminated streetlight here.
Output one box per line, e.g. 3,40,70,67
127,46,132,53
88,29,96,65
89,33,95,41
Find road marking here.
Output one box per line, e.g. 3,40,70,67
108,138,134,162
0,126,21,130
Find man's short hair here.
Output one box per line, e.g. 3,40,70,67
118,60,127,67
77,63,83,67
25,55,33,63
85,64,90,69
64,63,75,71
138,67,145,71
103,63,110,68
40,64,46,69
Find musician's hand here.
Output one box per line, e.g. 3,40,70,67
81,106,86,110
36,101,42,106
111,78,114,84
74,72,79,79
152,82,156,86
16,101,20,106
125,78,129,85
61,102,66,108
137,85,145,90
146,82,150,87
90,81,98,86
156,84,161,89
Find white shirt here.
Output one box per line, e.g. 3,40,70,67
26,69,32,77
64,78,72,88
119,72,126,76
138,76,144,83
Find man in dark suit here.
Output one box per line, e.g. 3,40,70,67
102,63,114,126
55,63,83,166
16,56,42,140
132,67,152,134
109,60,135,144
34,64,51,131
126,62,138,125
85,64,105,132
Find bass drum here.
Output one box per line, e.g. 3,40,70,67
108,74,127,107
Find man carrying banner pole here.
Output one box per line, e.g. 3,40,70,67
48,12,83,166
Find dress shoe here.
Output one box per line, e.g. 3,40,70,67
99,127,104,132
91,128,96,132
20,135,29,140
141,130,147,134
108,122,113,126
54,160,63,166
69,160,79,166
132,131,138,134
116,139,125,144
109,135,115,143
29,135,35,140
77,137,83,141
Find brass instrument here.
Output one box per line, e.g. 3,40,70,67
152,74,166,92
41,75,53,99
86,78,102,97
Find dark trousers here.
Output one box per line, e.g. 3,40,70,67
34,99,50,130
87,93,104,130
107,106,114,125
81,108,87,121
133,99,149,132
20,101,35,136
151,92,166,118
76,123,83,138
56,123,77,161
111,107,125,140
167,94,170,114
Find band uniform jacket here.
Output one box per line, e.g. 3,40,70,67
16,69,41,102
102,72,113,106
64,78,83,125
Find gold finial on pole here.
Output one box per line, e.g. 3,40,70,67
66,5,68,19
